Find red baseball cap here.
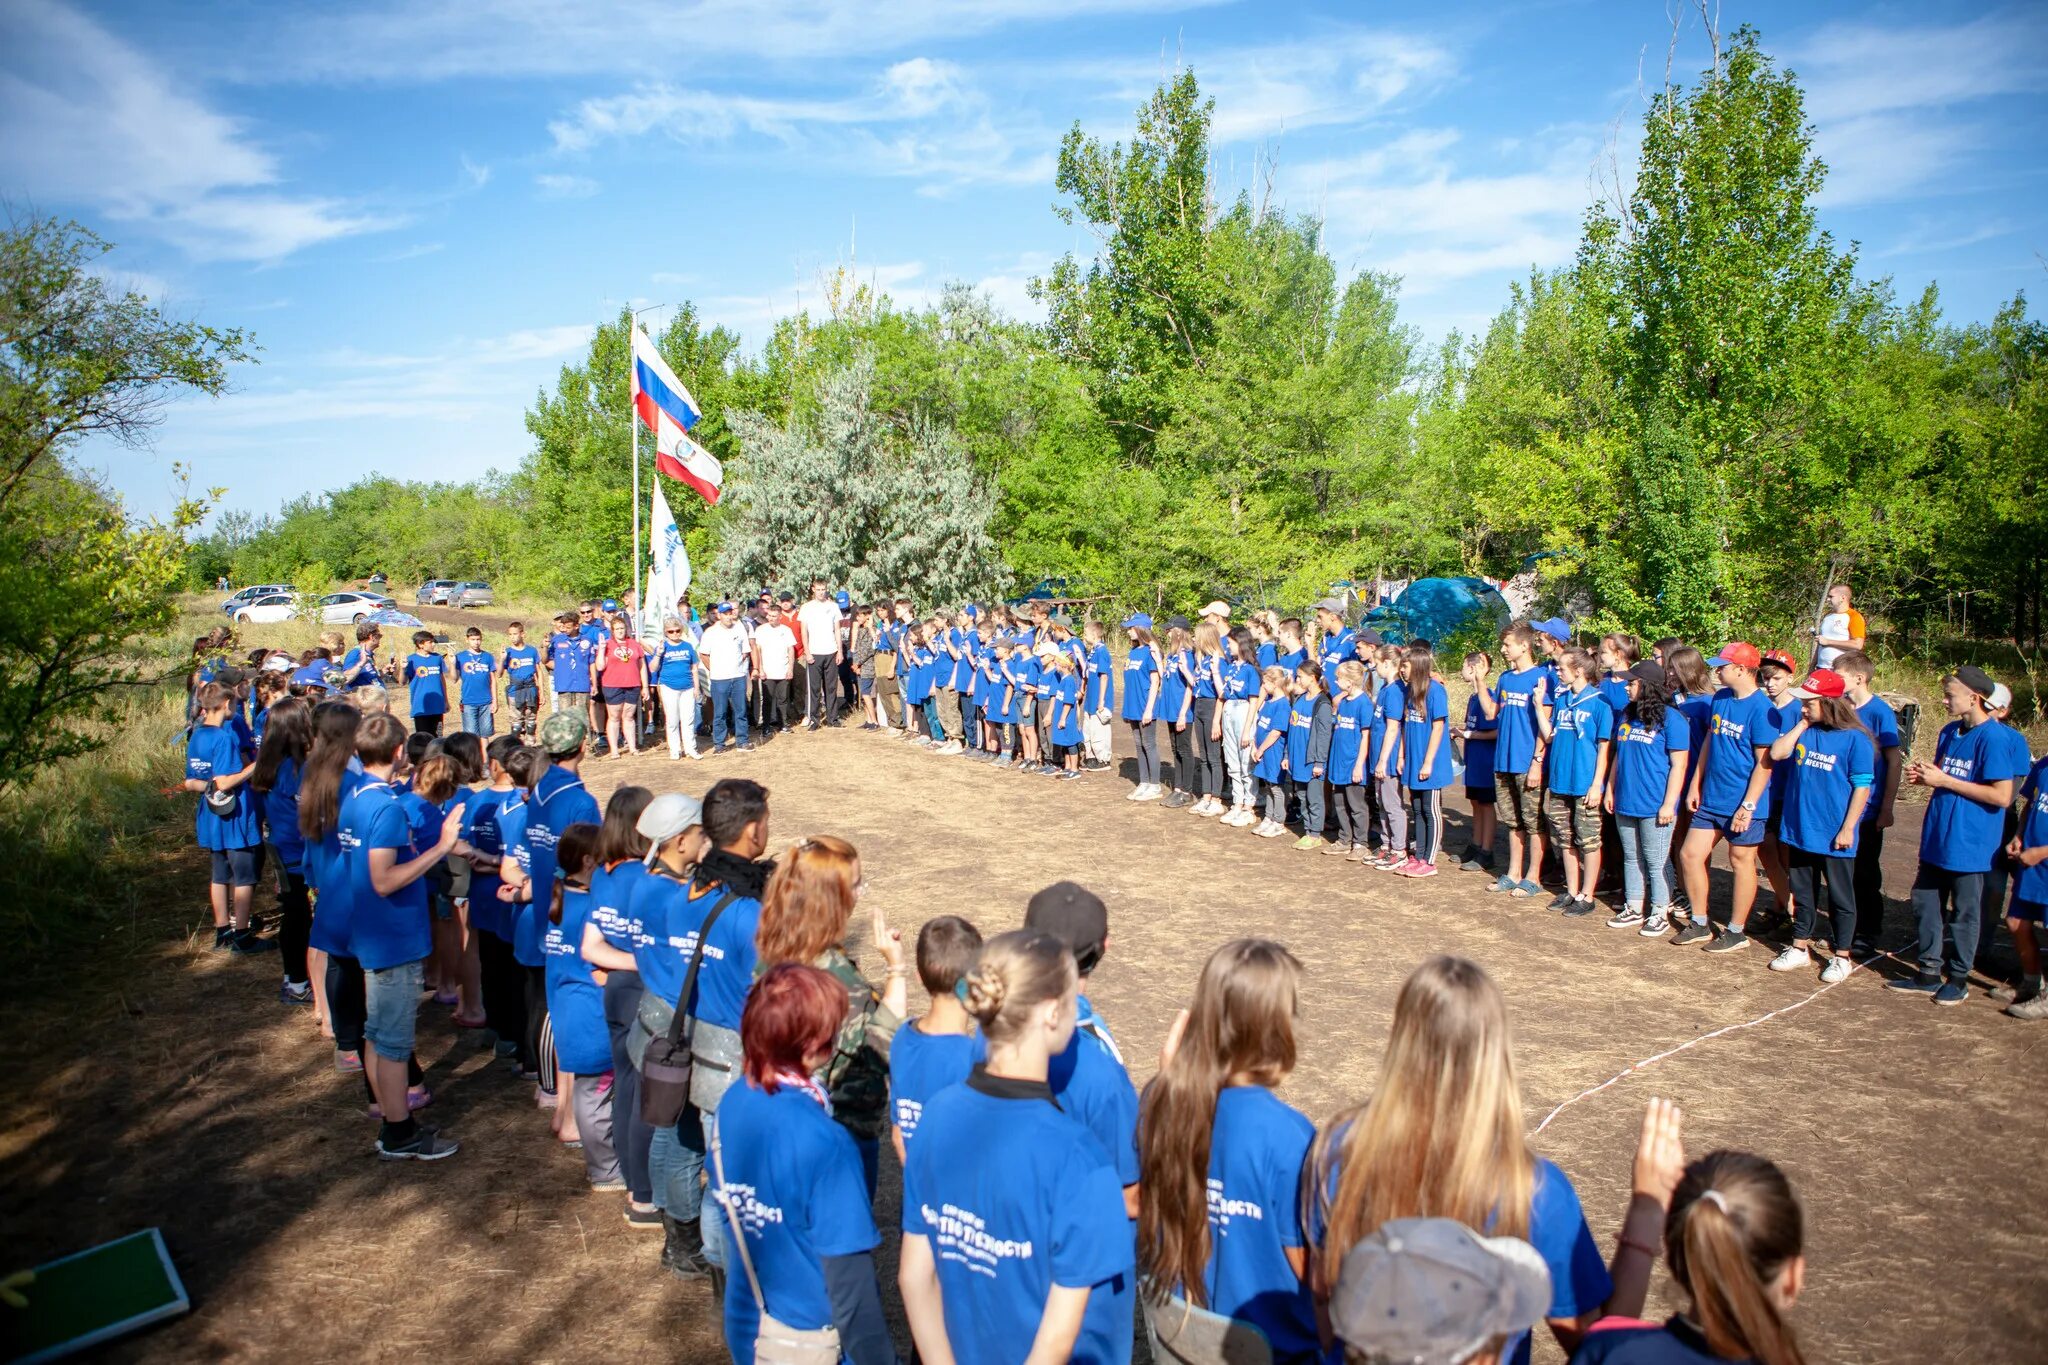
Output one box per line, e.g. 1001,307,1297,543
1792,668,1846,700
1708,642,1761,670
1758,648,1798,675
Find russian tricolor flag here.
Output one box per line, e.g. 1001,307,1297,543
631,327,723,506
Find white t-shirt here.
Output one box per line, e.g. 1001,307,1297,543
796,599,843,657
1816,611,1850,670
755,623,798,680
700,622,750,681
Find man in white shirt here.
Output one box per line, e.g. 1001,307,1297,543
1812,582,1867,670
698,601,753,752
795,578,846,731
752,603,800,735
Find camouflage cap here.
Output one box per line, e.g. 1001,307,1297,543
538,709,588,756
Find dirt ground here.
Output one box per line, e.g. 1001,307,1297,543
3,706,2045,1364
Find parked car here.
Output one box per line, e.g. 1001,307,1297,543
220,584,291,614
415,579,457,606
232,592,299,625
450,580,494,608
364,606,427,630
366,572,388,587
318,591,396,625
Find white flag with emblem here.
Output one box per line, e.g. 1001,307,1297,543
647,477,691,624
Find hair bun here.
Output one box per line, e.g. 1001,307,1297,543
963,965,1008,1021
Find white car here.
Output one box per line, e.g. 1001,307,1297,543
232,592,300,625
221,584,291,614
318,591,396,625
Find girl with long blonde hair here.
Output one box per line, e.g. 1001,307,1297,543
1312,956,1677,1362
754,835,908,1191
1138,939,1316,1361
1190,622,1228,815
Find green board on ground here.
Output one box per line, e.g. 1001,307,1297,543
1,1228,188,1363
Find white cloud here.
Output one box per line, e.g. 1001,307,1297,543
1875,217,2017,261
458,155,491,189
534,173,600,199
0,0,398,262
374,241,446,262
1190,31,1454,143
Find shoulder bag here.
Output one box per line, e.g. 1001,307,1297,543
639,887,737,1127
710,1122,842,1365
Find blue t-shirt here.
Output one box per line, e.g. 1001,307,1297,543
715,1080,880,1358
1053,998,1142,1187
2014,756,2048,905
341,779,432,971
1546,687,1614,799
1853,693,1902,825
338,646,381,689
1764,696,1802,806
1919,719,2031,873
1401,680,1452,790
1370,681,1406,778
950,630,976,692
1121,644,1159,722
522,767,600,966
1568,1316,1745,1365
1779,725,1876,857
1611,711,1689,819
1160,650,1194,726
1278,647,1306,674
1492,667,1550,776
497,793,538,965
543,885,612,1074
1319,630,1356,688
588,859,649,953
1597,674,1631,717
454,649,496,707
461,787,512,939
1329,693,1371,785
1086,643,1114,712
403,652,448,717
905,1075,1136,1365
186,721,261,850
261,756,306,871
890,1020,979,1151
1286,695,1317,777
654,639,698,691
1052,672,1085,746
1252,697,1290,782
1696,688,1785,819
690,878,764,1031
629,868,707,1009
305,769,366,957
1194,652,1221,700
1463,691,1498,784
502,643,541,686
549,633,596,692
1201,1087,1317,1364
578,621,608,654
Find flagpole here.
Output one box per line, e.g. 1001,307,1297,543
628,305,668,620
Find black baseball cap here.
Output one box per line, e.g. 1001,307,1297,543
1024,881,1108,975
1953,664,1996,701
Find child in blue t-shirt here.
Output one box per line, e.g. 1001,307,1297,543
185,681,267,953
453,626,497,737
1398,643,1453,878
500,621,542,740
1327,660,1374,858
1765,669,1875,981
1287,667,1333,852
2001,752,2048,1019
1455,650,1500,874
402,630,449,737
1248,666,1293,837
890,915,984,1164
1484,626,1555,897
1049,654,1085,779
1545,649,1615,916
1367,644,1410,870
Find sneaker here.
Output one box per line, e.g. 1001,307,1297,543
1606,906,1645,929
1704,927,1750,954
1933,981,1968,1006
1257,820,1287,838
1058,768,1083,781
1196,798,1224,818
1768,946,1812,973
1563,896,1598,918
1137,785,1165,802
1886,976,1942,997
229,927,276,954
1229,808,1258,828
1348,844,1376,863
1820,955,1853,984
377,1125,460,1161
1545,891,1575,912
2006,993,2048,1020
736,743,754,753
1323,840,1355,856
211,925,234,951
1990,979,2042,1005
335,1049,363,1073
1294,835,1327,851
1406,860,1439,879
1456,847,1487,872
992,756,1013,769
278,980,313,1006
1640,912,1671,937
1672,921,1713,946
1165,792,1192,809
625,1203,665,1230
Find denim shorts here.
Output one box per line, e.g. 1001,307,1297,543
1693,807,1767,848
509,682,539,710
601,685,640,706
363,958,425,1056
858,676,874,697
210,846,258,887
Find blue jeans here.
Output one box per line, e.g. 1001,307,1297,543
363,958,425,1056
648,1104,705,1220
460,703,493,735
1912,865,1983,983
1617,814,1676,910
709,677,748,748
923,696,944,742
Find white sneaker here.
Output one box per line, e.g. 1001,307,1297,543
1222,808,1251,827
1257,820,1286,838
1195,798,1224,818
1820,955,1852,984
1136,784,1164,801
1125,785,1146,801
1768,946,1812,973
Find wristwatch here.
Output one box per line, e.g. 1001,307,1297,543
1739,799,1758,812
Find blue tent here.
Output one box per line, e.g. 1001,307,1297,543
1361,577,1511,645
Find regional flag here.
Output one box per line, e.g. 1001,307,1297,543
631,326,722,505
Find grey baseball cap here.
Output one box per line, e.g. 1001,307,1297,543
1329,1217,1552,1365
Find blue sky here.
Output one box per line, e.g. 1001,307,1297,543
4,0,2044,523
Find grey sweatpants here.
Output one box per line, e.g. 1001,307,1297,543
1375,773,1409,854
571,1071,621,1188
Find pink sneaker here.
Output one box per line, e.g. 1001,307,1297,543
1406,859,1439,879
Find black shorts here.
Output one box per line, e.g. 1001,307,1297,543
601,685,640,706
1465,783,1497,804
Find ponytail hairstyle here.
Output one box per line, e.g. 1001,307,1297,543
1138,940,1302,1307
412,754,459,803
1625,663,1670,730
1667,1151,1808,1365
1404,640,1436,699
1164,624,1192,660
1373,642,1403,672
1665,645,1712,700
546,822,601,925
1249,610,1278,643
1335,659,1367,693
1259,664,1291,696
1294,665,1326,698
962,928,1076,1047
756,835,862,966
251,695,312,795
1558,648,1596,686
1600,633,1642,672
596,785,653,867
298,701,363,842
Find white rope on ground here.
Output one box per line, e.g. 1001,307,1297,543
1533,948,1918,1134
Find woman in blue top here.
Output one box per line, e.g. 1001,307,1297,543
901,929,1135,1365
1766,669,1875,983
1312,956,1672,1365
1137,939,1317,1364
300,701,367,1071
652,616,702,761
1455,650,1500,874
1160,625,1198,808
1604,662,1691,938
1569,1151,1809,1365
711,963,896,1365
1397,642,1452,878
185,681,266,954
1189,624,1228,815
543,823,622,1188
1121,616,1164,801
1246,666,1293,837
252,696,314,1000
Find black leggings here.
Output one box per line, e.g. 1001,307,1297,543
1129,719,1158,785
1193,697,1222,797
478,929,530,1068
1169,722,1197,794
326,954,366,1053
277,868,311,986
1790,847,1858,951
525,966,553,1092
604,970,655,1204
